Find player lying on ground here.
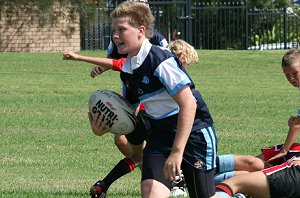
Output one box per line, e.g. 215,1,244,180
215,142,300,184
215,107,300,184
215,48,300,184
215,156,300,198
213,49,300,197
215,133,300,197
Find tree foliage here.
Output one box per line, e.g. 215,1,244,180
247,0,291,9
0,0,103,28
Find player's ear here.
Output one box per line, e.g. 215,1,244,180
137,26,145,37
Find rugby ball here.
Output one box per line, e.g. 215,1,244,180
88,90,137,135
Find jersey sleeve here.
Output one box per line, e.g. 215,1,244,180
261,144,285,165
112,58,126,71
154,57,191,96
150,30,168,47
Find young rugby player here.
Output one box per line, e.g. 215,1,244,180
89,1,218,197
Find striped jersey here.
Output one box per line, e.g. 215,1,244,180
120,39,213,130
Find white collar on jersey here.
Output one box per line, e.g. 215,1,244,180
128,39,151,71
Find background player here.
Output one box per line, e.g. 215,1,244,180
213,49,300,197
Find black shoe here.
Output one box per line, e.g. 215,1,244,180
90,180,107,198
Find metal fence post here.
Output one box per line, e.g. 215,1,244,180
283,7,287,49
245,0,249,50
80,0,300,50
187,0,193,44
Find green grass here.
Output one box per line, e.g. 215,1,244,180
1,50,299,197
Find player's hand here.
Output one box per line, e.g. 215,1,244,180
90,66,107,78
163,152,183,181
266,150,287,163
63,50,80,60
88,112,110,136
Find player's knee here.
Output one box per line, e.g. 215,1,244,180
246,156,263,170
235,155,264,172
141,179,170,198
141,180,152,196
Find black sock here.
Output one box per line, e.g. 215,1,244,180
102,158,135,190
215,183,233,196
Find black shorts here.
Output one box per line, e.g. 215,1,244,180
142,155,216,197
143,114,217,171
263,163,300,198
142,114,217,197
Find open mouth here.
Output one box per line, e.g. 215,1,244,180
116,42,125,50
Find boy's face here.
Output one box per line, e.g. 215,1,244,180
112,18,143,56
282,64,300,87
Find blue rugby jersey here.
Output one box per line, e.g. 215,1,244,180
120,39,214,130
121,39,189,119
192,89,214,129
107,29,168,59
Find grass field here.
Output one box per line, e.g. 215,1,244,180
1,50,299,197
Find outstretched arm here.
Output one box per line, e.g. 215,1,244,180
63,50,114,70
63,51,127,78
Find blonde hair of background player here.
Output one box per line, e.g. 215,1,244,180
167,39,199,68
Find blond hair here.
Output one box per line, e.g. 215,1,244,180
167,39,199,65
111,1,154,39
282,48,300,68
